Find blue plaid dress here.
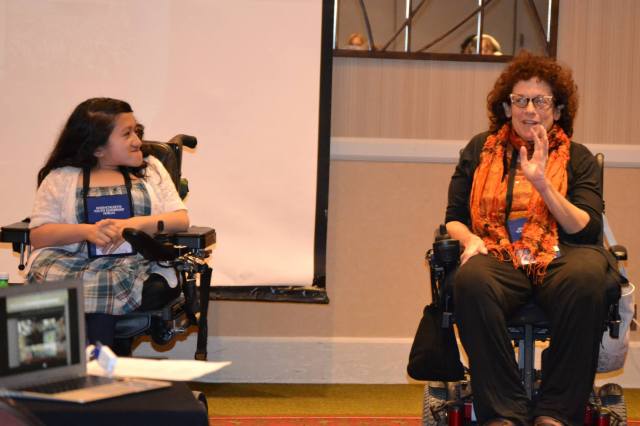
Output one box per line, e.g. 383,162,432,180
27,183,152,315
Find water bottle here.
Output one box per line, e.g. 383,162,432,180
0,272,9,288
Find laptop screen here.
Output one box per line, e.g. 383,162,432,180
0,281,85,387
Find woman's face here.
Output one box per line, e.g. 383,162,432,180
94,113,143,169
503,78,562,141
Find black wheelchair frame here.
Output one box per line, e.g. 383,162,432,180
423,153,629,425
0,134,216,361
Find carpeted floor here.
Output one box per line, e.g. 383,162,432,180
187,383,640,425
191,384,425,417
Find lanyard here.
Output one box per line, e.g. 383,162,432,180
504,146,519,241
82,167,134,225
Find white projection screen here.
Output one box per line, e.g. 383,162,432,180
0,0,328,289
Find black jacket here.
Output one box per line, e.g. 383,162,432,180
445,131,603,245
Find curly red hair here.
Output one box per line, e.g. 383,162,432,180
487,51,578,136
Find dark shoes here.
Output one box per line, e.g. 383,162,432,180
484,419,516,426
533,416,563,426
484,416,562,426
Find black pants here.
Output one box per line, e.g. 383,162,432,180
85,273,181,349
453,246,608,426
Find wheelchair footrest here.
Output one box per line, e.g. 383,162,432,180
114,296,186,339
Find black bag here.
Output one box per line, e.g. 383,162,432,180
407,303,465,381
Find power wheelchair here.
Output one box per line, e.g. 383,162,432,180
0,134,216,361
420,153,630,426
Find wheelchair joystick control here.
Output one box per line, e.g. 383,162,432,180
122,228,177,261
155,220,170,243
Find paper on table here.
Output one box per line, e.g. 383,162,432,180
88,358,231,382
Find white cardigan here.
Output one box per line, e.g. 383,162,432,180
30,155,187,254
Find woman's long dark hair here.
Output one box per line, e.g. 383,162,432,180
37,97,146,186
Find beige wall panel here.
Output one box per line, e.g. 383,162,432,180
559,0,640,145
331,57,503,139
603,168,640,283
210,161,455,337
604,167,640,341
210,0,640,339
208,163,640,338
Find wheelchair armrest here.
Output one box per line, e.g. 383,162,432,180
1,220,30,247
123,226,216,262
172,226,216,249
1,220,31,270
609,244,627,261
426,225,461,313
123,228,180,261
1,222,214,254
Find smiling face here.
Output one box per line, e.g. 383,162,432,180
503,78,562,141
93,113,143,169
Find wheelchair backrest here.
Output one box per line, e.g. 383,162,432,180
141,134,197,200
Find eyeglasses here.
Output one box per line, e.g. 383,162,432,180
509,94,554,110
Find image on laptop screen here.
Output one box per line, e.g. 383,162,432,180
8,289,70,372
1,283,171,402
1,286,81,378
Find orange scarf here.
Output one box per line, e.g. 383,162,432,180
469,123,570,283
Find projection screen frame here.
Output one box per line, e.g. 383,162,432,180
210,0,333,304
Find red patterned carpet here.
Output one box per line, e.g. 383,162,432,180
209,416,422,425
210,417,640,425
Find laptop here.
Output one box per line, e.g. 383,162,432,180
0,280,170,403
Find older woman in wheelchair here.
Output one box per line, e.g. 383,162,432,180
442,52,618,426
25,97,191,355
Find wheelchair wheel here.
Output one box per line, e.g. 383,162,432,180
590,388,627,426
599,396,627,425
150,319,174,345
423,382,460,426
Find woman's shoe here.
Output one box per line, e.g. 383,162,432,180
534,415,563,426
484,418,515,426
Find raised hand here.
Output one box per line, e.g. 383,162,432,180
520,124,549,190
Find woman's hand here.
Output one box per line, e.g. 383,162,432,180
84,222,115,247
460,234,488,265
92,211,189,254
91,219,127,254
520,124,549,190
446,221,488,265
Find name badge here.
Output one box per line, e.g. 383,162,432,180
507,217,526,242
508,217,560,264
86,194,134,258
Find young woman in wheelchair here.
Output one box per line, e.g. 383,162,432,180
445,51,609,426
27,97,189,353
